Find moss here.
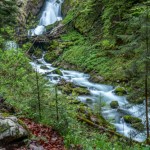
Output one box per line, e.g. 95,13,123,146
44,51,57,63
69,99,81,104
131,122,144,131
51,68,63,76
73,87,90,95
0,124,9,133
48,40,59,51
40,65,49,70
86,98,93,104
1,113,10,117
110,101,119,109
123,115,142,124
33,48,42,58
114,86,127,96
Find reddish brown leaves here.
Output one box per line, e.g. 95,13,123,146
21,118,66,150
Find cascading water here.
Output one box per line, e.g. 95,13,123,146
29,0,63,36
30,55,150,142
29,0,150,142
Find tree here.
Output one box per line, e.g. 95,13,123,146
0,0,17,27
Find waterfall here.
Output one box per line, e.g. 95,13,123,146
29,0,63,36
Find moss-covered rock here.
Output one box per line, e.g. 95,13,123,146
58,80,90,95
110,101,119,109
51,68,63,76
40,65,49,70
69,99,81,104
114,86,127,96
73,87,90,95
86,98,93,104
123,115,144,131
123,115,142,124
131,122,144,131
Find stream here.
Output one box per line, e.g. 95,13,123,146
30,55,149,142
26,0,150,142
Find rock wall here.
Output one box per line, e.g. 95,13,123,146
17,0,44,26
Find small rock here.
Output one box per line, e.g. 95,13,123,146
114,86,127,96
110,101,119,109
51,69,63,76
86,98,93,104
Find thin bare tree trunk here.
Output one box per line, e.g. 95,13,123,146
55,85,59,122
36,69,41,120
145,5,149,143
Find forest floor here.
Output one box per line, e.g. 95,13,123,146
0,100,65,150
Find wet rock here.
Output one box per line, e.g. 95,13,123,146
131,122,144,131
123,115,142,124
86,98,93,104
73,87,90,95
123,115,145,131
110,101,119,109
69,99,81,104
117,108,131,115
90,75,105,83
0,114,28,146
114,86,127,96
40,65,49,70
51,68,63,76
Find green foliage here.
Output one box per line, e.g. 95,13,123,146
0,49,48,119
0,0,17,27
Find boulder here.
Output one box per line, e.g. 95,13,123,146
73,87,90,95
90,75,105,83
0,114,28,146
40,65,49,70
51,69,63,76
131,122,144,131
110,101,119,109
123,115,142,124
123,115,145,131
114,86,127,96
86,98,93,104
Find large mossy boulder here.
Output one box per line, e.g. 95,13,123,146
123,115,144,131
0,114,28,145
123,115,142,124
86,98,93,104
73,87,90,95
51,68,63,76
58,80,90,95
110,101,119,109
131,122,144,131
114,86,127,96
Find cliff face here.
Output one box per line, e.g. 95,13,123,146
17,0,44,26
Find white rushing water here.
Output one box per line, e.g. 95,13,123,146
30,56,150,142
28,0,63,36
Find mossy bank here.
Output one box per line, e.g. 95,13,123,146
40,0,150,105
